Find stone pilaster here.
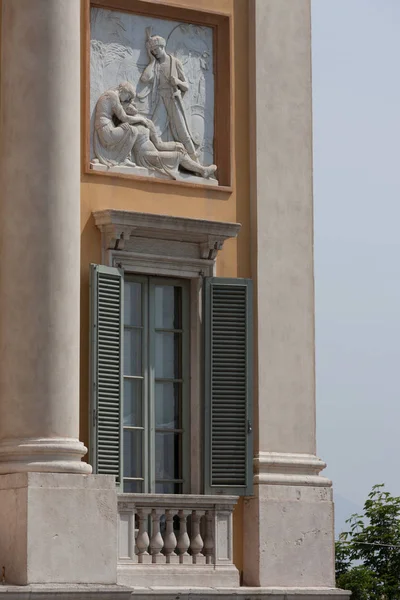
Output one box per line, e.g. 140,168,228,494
244,0,343,593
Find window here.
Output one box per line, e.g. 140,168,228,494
90,265,253,497
123,276,189,494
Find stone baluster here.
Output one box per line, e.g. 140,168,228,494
190,510,206,565
136,508,151,564
150,509,165,564
203,510,214,565
163,509,178,564
177,509,191,564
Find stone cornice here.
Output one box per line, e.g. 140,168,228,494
93,209,241,260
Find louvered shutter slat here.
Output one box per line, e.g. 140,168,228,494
204,277,253,496
90,264,123,485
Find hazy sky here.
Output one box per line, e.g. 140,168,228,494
312,0,400,534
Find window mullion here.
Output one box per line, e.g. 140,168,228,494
181,284,190,494
148,279,156,494
143,278,150,494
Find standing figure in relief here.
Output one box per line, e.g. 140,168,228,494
93,82,147,167
139,30,198,161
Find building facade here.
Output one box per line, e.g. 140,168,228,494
0,0,349,598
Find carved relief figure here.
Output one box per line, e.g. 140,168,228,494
196,50,209,106
90,9,217,180
93,82,146,167
168,26,210,110
139,30,198,161
93,83,217,181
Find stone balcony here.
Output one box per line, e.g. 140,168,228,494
117,494,239,587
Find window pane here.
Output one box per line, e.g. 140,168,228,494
155,285,182,329
123,379,142,426
155,382,180,429
123,480,143,493
155,482,182,494
155,332,181,379
124,329,142,376
123,429,143,478
124,281,142,327
155,432,181,480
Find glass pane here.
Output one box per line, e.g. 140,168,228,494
155,332,181,379
124,281,142,327
155,285,181,329
123,480,143,493
123,429,143,478
123,379,142,426
155,432,181,480
155,382,180,429
155,482,182,494
124,329,142,376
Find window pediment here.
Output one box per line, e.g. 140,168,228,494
93,209,241,261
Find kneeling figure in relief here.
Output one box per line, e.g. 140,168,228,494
93,82,217,181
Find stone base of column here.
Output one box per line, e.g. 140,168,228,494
0,473,117,586
243,453,342,591
0,438,92,474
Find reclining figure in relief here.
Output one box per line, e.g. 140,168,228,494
93,81,217,181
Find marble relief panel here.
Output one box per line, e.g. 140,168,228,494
90,7,217,184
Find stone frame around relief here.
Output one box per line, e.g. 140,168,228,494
83,0,232,191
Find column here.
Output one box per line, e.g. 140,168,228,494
0,0,91,474
244,0,340,593
0,2,117,586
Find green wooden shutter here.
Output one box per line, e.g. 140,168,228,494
90,264,123,485
204,277,253,496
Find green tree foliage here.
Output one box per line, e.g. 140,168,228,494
336,484,400,599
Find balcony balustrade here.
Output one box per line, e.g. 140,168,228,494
117,494,239,587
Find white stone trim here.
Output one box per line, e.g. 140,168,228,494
253,452,331,487
0,585,351,598
90,163,219,187
0,438,91,475
93,209,241,258
108,251,214,279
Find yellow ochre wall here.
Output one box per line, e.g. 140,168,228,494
80,0,250,576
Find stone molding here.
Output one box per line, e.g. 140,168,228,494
93,209,241,260
109,250,215,279
0,585,350,599
0,438,91,475
90,161,218,188
253,452,331,487
118,492,238,511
